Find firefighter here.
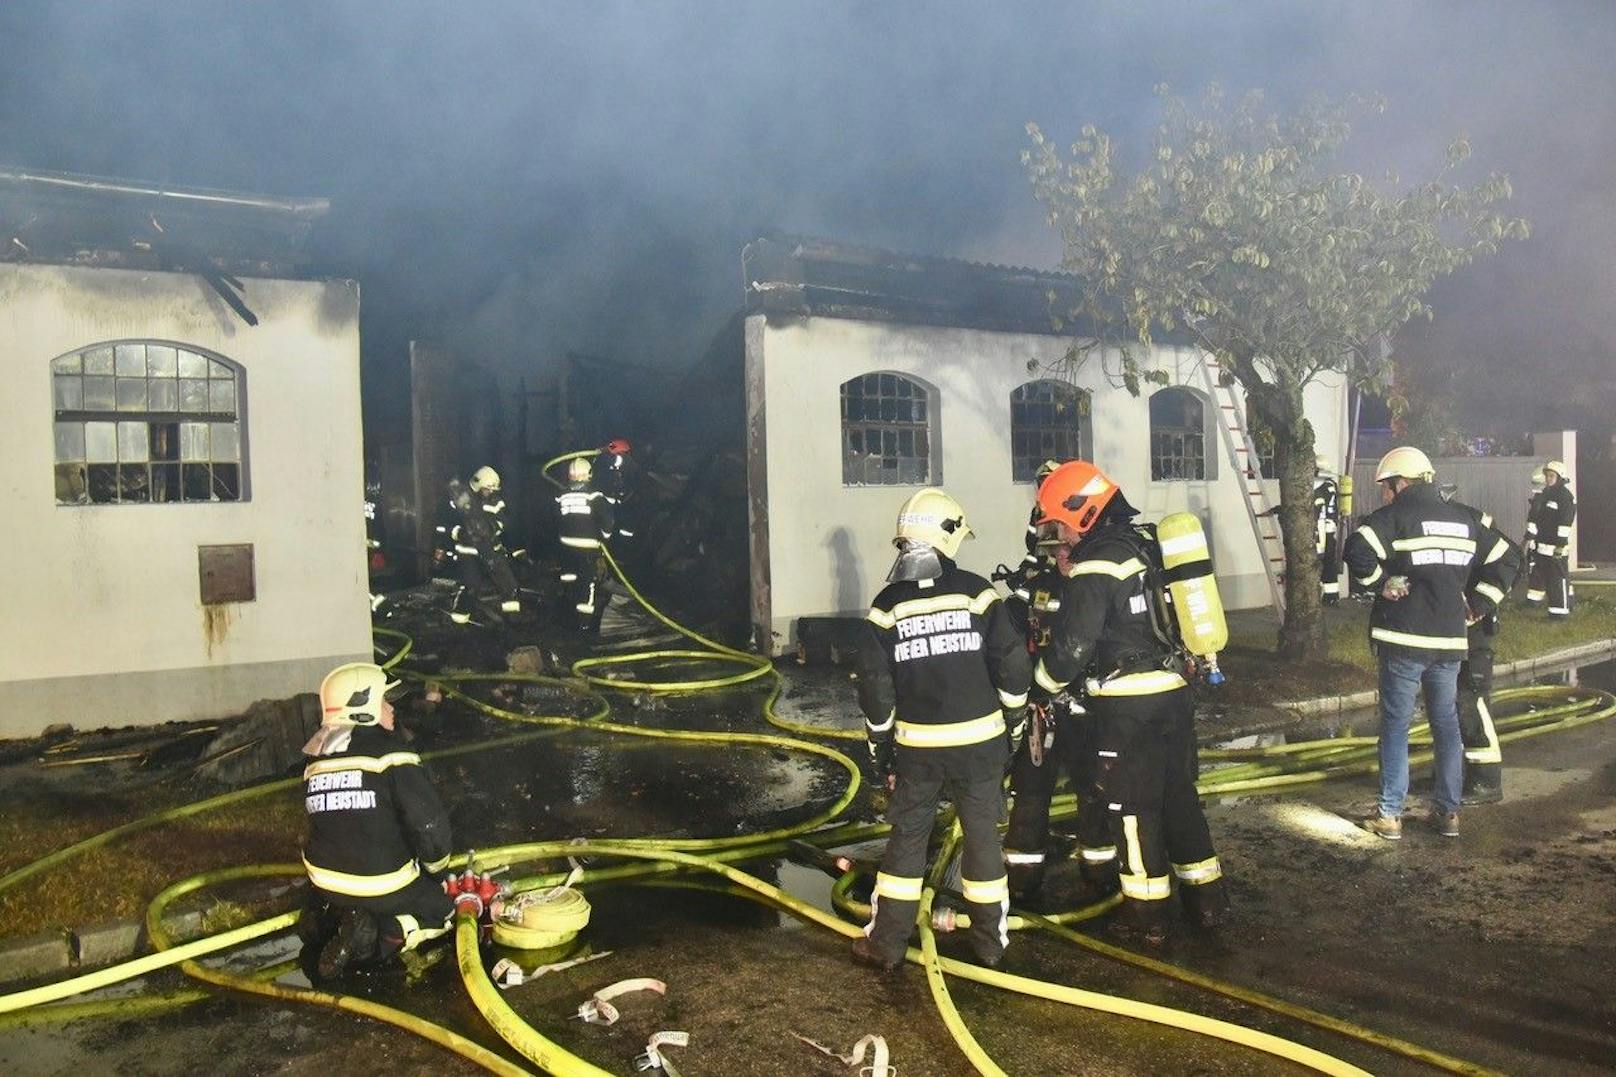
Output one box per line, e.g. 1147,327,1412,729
1525,460,1576,618
1438,484,1524,805
554,457,615,632
998,459,1061,637
297,662,455,982
853,488,1031,971
1344,447,1515,840
1313,453,1343,605
448,467,522,625
1029,461,1227,943
593,437,639,543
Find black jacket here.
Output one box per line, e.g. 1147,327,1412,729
1454,503,1523,643
1312,477,1340,554
856,560,1031,750
1526,483,1576,559
1344,482,1514,662
1034,520,1187,699
554,483,615,551
302,725,453,898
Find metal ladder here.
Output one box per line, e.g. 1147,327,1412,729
1200,357,1287,616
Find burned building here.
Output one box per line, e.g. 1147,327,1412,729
0,168,369,737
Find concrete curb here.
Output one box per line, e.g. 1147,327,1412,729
1277,638,1616,717
0,911,202,990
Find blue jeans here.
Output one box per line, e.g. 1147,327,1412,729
1377,654,1463,817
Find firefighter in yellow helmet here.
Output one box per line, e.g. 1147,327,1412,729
448,466,523,625
296,663,457,982
554,456,615,632
1525,460,1576,617
852,488,1031,971
1029,461,1227,943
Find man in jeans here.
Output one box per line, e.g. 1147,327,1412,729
1343,447,1515,839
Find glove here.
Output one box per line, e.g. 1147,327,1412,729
1005,704,1030,758
866,736,895,787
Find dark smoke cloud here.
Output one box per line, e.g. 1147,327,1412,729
0,1,1612,437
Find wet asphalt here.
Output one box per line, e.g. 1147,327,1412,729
1,591,1613,1075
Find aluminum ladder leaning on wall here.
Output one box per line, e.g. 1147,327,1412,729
1200,356,1287,616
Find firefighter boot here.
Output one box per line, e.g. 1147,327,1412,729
317,908,379,981
1179,877,1231,931
295,893,341,984
1107,897,1170,947
1004,850,1048,903
1078,856,1121,901
1461,763,1503,806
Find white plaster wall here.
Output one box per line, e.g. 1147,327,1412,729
0,263,370,734
753,315,1348,650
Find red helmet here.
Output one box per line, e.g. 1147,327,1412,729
1035,460,1120,537
605,437,632,455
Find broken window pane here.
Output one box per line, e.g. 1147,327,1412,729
146,345,178,377
83,376,116,411
116,378,148,411
55,463,88,504
178,350,209,378
212,464,241,500
52,353,82,375
87,463,119,503
115,344,146,377
149,378,177,412
180,422,210,461
85,422,117,463
54,375,83,412
151,463,181,503
117,421,149,463
208,380,236,414
179,378,208,412
118,464,150,503
150,422,179,461
210,423,240,462
54,422,85,462
182,463,213,501
84,347,114,376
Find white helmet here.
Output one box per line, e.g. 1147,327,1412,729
318,662,398,726
567,457,593,483
1543,460,1568,482
1530,467,1546,492
894,487,973,560
1374,446,1435,483
470,466,501,494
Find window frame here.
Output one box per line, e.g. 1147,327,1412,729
50,340,250,506
839,370,939,487
1009,379,1091,483
1149,386,1216,483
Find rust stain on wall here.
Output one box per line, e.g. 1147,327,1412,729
202,603,235,658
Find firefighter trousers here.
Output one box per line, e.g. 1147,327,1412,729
867,737,1010,965
1317,534,1341,603
1457,642,1502,796
1004,703,1114,895
1089,687,1225,926
304,875,454,961
558,548,607,630
1527,553,1572,616
453,549,520,619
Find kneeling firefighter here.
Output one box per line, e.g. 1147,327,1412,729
298,663,457,981
1031,461,1229,942
554,457,615,632
853,488,1032,971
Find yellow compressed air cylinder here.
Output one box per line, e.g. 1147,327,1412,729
1157,512,1229,660
1339,474,1353,517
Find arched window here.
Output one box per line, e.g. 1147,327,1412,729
51,342,247,505
1149,387,1212,481
841,372,936,485
1010,380,1090,481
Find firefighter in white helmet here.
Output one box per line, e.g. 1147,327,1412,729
1525,460,1576,617
297,663,456,982
852,488,1031,971
554,457,615,633
1313,452,1343,605
1344,447,1515,841
448,466,523,625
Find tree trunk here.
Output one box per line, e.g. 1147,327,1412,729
1252,386,1327,661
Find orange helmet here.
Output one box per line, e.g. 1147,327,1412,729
1036,460,1121,537
605,437,632,455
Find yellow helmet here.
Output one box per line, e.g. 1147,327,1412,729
1544,460,1568,481
470,466,501,494
567,457,592,483
319,662,399,726
894,487,973,559
1530,467,1546,491
1374,446,1434,483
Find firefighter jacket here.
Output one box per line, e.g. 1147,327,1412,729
1032,521,1187,700
593,451,637,505
856,559,1031,751
1456,502,1523,641
1343,482,1515,662
1312,477,1340,554
451,490,508,558
302,725,453,899
554,482,614,551
1525,482,1576,560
